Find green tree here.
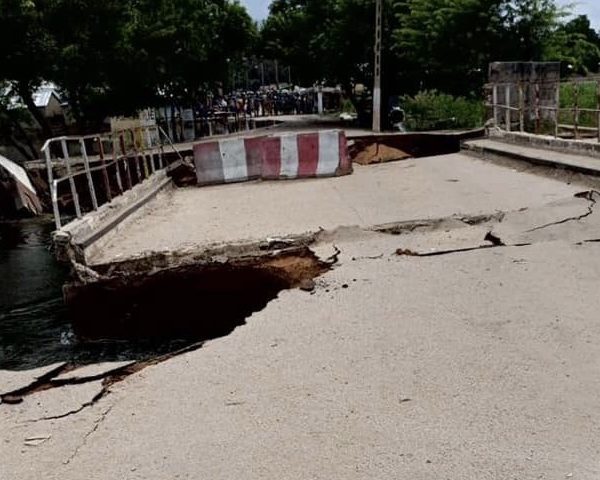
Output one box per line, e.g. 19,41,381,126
392,0,568,96
260,0,586,98
0,0,56,138
545,15,600,75
0,83,38,160
0,0,258,138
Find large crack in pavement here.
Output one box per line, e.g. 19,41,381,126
3,341,213,420
395,190,600,257
524,190,599,233
395,239,532,258
62,404,114,465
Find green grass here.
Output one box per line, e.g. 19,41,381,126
559,81,599,129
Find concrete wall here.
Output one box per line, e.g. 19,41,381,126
488,62,561,123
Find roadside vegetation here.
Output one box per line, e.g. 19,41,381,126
1,0,600,147
559,81,599,130
401,91,485,131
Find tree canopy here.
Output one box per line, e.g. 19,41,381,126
259,0,600,97
1,0,600,149
0,0,257,128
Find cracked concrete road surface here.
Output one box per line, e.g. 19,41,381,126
3,153,600,479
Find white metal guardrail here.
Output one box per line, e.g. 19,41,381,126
42,125,180,230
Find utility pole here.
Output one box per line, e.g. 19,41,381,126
372,0,383,132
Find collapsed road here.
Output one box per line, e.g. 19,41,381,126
3,141,600,479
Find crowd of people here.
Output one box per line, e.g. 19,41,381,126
159,87,340,141
201,89,318,118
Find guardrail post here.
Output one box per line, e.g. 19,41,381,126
130,129,142,182
134,127,149,179
61,139,82,218
79,138,99,211
555,82,560,138
43,147,62,229
596,80,600,143
574,82,580,140
144,127,156,174
97,137,112,202
111,137,123,193
119,133,133,190
505,85,511,132
518,83,525,133
535,83,541,134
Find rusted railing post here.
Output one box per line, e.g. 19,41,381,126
79,138,98,211
61,139,82,218
97,137,112,202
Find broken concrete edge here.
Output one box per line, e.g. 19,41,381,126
71,209,516,288
78,231,324,282
52,171,173,264
487,128,600,160
524,190,599,233
462,141,600,177
63,191,600,291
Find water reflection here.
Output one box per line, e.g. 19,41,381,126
0,219,193,371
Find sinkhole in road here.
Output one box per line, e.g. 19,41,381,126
65,248,331,344
0,248,333,403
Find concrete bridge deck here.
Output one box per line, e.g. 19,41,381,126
5,145,600,479
89,153,580,266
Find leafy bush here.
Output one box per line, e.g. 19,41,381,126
401,90,485,131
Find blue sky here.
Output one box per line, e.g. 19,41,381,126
558,0,600,27
241,0,600,27
241,0,270,21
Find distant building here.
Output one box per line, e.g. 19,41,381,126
32,85,65,119
0,83,70,162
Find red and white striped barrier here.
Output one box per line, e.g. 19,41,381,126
194,136,264,185
263,130,351,179
193,130,351,186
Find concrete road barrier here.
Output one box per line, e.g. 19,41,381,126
194,136,264,185
194,130,351,186
263,130,351,179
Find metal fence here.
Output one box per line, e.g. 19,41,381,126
42,125,180,230
486,80,600,142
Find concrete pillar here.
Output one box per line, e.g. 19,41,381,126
317,89,324,115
